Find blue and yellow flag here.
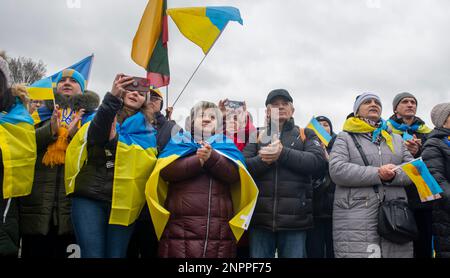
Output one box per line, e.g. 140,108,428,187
167,6,243,54
145,132,258,242
307,117,332,147
0,99,37,198
401,158,443,202
26,77,54,100
65,112,158,226
49,54,94,88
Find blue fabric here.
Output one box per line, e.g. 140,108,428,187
0,98,33,125
372,118,389,143
206,6,243,31
71,197,135,258
249,228,307,258
388,119,420,140
444,136,450,147
159,131,245,166
116,111,157,150
412,159,443,195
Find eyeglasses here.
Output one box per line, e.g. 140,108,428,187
149,95,163,102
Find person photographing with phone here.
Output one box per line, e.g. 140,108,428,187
65,74,159,258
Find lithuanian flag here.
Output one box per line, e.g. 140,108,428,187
131,0,170,88
0,99,37,198
145,132,258,242
65,112,158,226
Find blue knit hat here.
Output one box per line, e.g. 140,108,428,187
353,92,382,115
56,69,85,93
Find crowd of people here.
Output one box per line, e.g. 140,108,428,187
1,52,450,258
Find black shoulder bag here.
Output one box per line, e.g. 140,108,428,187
349,133,418,244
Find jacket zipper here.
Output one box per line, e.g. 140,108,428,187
3,199,12,224
272,164,278,232
202,178,213,258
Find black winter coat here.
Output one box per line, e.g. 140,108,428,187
243,118,327,231
422,127,450,258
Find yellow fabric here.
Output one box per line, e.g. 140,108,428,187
26,86,54,100
131,0,164,68
64,123,158,226
42,126,69,167
0,122,37,198
343,117,395,153
64,123,90,195
109,141,157,226
167,7,220,54
145,152,259,242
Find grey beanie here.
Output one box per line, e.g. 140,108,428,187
0,51,11,88
353,92,382,115
430,102,450,128
393,92,417,112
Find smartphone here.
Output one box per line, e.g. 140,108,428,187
224,100,245,110
124,76,152,93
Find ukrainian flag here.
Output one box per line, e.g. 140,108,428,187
167,6,243,54
401,158,443,202
49,54,94,88
65,112,158,226
0,99,37,198
307,117,332,147
145,132,258,242
26,77,54,100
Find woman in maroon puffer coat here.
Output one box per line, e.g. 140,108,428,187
158,101,240,258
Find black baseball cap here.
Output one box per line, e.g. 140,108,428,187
265,89,293,106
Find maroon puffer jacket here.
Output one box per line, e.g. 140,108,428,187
158,149,240,258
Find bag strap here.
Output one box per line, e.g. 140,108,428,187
348,133,382,202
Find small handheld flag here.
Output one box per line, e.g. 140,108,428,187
400,158,443,202
307,117,332,146
26,77,54,100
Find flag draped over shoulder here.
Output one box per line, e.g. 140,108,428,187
307,117,332,147
132,0,170,88
145,132,258,242
26,77,54,100
65,112,158,226
401,158,443,202
0,99,37,198
167,6,243,54
49,55,94,88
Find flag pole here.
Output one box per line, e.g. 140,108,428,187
171,23,229,107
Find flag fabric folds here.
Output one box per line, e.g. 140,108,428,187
0,99,37,198
26,77,54,100
307,117,332,147
401,158,443,202
145,132,258,242
167,6,243,54
65,112,158,226
49,54,94,88
132,0,170,88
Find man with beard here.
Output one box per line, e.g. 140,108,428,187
19,69,100,258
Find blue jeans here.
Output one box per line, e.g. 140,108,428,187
249,228,307,258
71,197,135,258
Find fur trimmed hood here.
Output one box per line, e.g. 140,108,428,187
45,90,100,112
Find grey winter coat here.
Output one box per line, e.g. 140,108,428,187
329,130,414,258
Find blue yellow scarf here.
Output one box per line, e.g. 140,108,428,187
343,116,395,153
387,119,432,140
145,131,259,242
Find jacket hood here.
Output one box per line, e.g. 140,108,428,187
427,127,450,140
45,90,100,112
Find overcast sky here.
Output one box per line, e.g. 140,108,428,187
1,0,449,130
